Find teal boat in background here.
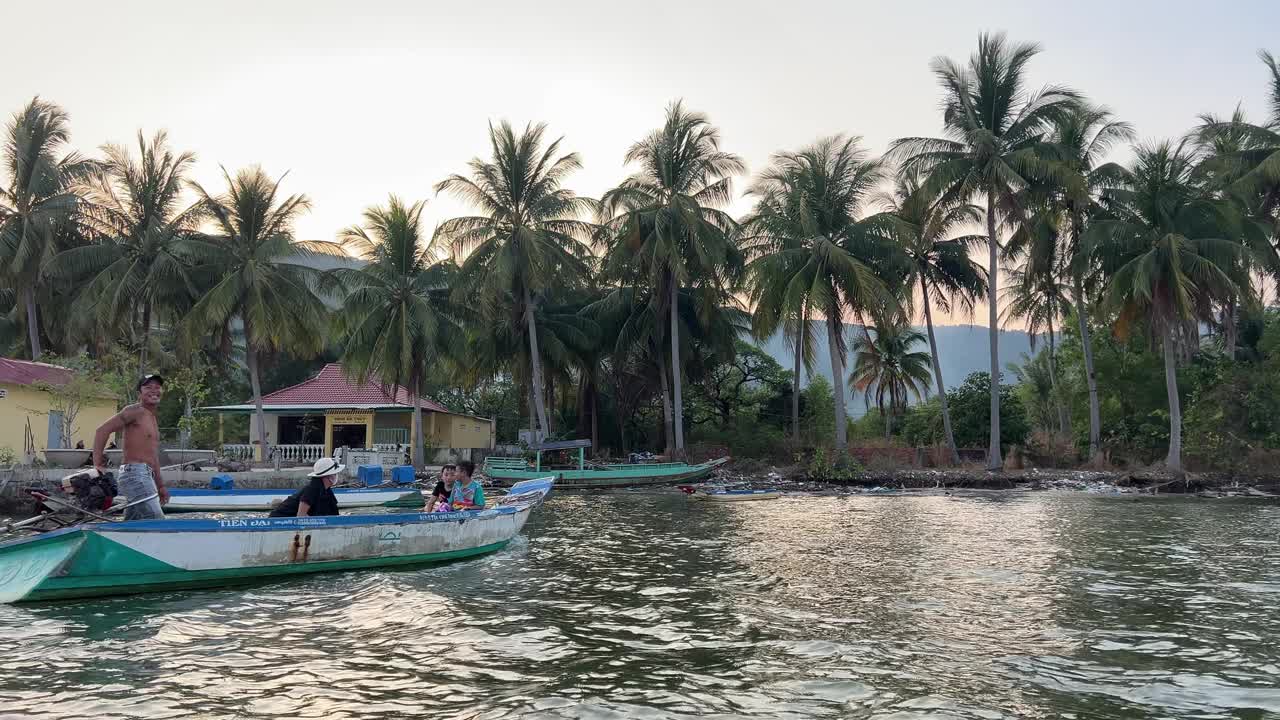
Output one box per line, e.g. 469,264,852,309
484,440,729,489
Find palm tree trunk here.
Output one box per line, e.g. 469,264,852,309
985,193,1002,469
522,285,550,439
1223,299,1237,357
921,277,960,465
792,304,806,445
658,358,674,455
139,301,152,378
590,382,599,455
1073,274,1103,463
410,372,424,467
245,342,267,463
1162,328,1183,473
827,311,848,454
1047,320,1068,436
669,279,686,457
23,286,42,360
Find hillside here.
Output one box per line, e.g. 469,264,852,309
754,322,1034,417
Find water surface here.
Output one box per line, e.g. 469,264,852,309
1,492,1278,719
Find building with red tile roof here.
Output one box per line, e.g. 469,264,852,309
204,363,492,459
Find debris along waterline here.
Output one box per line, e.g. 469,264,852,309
696,465,1280,497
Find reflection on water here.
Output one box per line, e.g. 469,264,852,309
1,493,1278,719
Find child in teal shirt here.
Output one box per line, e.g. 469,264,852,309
449,461,485,509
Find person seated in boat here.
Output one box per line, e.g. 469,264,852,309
269,458,343,517
426,464,456,512
448,461,485,510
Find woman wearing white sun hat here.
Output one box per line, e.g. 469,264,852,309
268,457,345,517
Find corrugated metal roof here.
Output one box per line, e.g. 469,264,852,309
0,358,73,387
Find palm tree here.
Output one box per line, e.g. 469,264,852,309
599,101,745,458
744,174,818,446
435,121,594,443
891,32,1079,469
186,166,332,461
1000,258,1072,435
0,97,96,359
869,175,987,463
330,196,459,467
587,281,745,451
739,136,893,454
1090,141,1250,472
50,130,202,373
1046,102,1135,460
850,319,933,439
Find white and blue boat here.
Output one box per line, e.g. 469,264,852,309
156,485,424,513
0,478,554,603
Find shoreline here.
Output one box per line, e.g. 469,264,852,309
704,465,1280,498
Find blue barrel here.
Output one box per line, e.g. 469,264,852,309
209,474,235,490
358,465,384,487
390,465,415,485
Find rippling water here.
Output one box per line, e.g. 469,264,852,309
1,492,1279,719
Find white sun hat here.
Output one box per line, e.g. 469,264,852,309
308,457,346,478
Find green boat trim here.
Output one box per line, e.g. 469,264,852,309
20,537,510,602
485,456,729,489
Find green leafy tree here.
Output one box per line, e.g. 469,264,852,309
600,101,745,458
801,373,835,445
1090,141,1250,472
50,130,202,373
1046,103,1135,459
186,166,332,460
0,97,96,359
331,195,459,466
850,319,934,439
740,135,893,455
892,32,1079,469
870,175,986,462
946,372,1030,450
436,121,593,441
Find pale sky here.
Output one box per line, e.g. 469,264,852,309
5,0,1279,324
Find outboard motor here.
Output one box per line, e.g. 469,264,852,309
58,468,119,512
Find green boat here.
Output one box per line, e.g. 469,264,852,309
484,439,730,489
0,478,554,604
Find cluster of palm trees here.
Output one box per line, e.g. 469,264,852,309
3,34,1278,472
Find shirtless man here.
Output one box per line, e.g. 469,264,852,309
93,374,170,520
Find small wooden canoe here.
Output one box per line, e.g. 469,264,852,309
0,478,554,603
692,488,781,502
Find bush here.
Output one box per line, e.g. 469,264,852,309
0,446,17,466
946,372,1030,450
800,446,863,480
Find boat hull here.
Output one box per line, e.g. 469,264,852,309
486,457,729,489
695,489,781,502
153,486,424,513
1,478,553,603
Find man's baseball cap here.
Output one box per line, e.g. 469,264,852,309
137,374,165,390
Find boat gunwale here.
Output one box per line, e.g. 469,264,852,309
165,486,421,497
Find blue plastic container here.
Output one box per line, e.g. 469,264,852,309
390,465,415,485
209,474,235,491
357,465,384,487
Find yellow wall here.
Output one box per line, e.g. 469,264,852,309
443,414,492,449
0,382,117,456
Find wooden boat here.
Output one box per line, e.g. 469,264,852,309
155,485,424,513
0,478,554,603
485,440,729,489
691,488,781,502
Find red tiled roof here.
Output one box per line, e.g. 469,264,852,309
257,363,448,412
0,358,73,387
